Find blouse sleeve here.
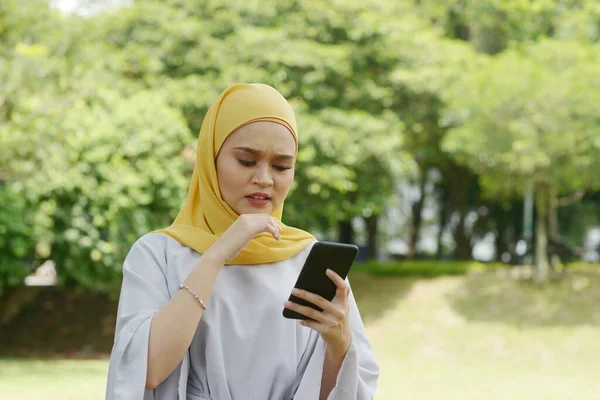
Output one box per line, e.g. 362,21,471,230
326,282,380,400
105,234,181,400
293,280,380,400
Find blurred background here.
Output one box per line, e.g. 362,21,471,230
1,0,599,399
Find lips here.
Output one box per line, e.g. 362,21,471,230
245,192,272,207
246,192,271,200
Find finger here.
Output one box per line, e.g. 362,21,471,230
273,219,282,232
265,222,280,240
299,319,324,331
273,220,282,234
269,222,281,240
327,269,349,293
327,270,350,304
284,300,333,324
291,288,343,318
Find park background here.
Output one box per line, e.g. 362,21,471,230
1,0,599,399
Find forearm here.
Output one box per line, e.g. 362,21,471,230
319,346,347,400
146,255,222,389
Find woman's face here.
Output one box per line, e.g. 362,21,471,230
216,121,296,215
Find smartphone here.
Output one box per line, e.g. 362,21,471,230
282,241,359,320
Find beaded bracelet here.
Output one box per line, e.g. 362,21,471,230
179,283,207,310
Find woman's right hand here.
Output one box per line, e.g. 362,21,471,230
203,213,282,264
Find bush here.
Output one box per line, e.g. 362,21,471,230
352,260,504,277
352,260,600,278
1,88,192,296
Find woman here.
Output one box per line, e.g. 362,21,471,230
105,83,379,400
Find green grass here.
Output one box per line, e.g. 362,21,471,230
0,358,109,400
352,270,600,400
1,269,599,399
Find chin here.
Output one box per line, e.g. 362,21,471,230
236,204,274,215
244,209,271,215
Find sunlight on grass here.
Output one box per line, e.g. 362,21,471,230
352,272,600,400
1,271,599,400
0,359,108,400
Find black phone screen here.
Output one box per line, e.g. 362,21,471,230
282,241,358,320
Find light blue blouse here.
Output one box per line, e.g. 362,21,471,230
105,233,379,400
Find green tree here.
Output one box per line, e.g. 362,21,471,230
443,40,600,282
94,0,416,254
0,3,192,295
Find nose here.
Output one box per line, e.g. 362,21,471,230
252,164,274,187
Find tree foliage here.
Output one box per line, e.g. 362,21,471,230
1,0,598,293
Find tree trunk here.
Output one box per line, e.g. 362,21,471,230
454,211,472,260
436,186,449,260
444,162,477,261
408,170,427,258
548,188,559,239
494,203,508,262
364,214,378,260
535,183,551,284
338,220,354,244
548,187,562,270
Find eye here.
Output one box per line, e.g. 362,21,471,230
273,165,292,171
238,159,256,167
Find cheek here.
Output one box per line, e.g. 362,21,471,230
276,171,295,193
217,160,246,196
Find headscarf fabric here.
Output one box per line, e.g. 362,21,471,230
155,83,315,265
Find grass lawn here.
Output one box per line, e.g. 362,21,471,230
1,270,599,399
0,358,109,400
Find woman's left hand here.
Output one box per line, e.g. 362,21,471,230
284,269,352,359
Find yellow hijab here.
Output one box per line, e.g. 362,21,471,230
155,83,315,265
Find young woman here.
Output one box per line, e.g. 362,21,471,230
105,83,379,400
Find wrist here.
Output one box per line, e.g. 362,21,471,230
199,248,226,267
325,336,351,361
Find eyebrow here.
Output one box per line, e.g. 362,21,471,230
233,146,295,160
